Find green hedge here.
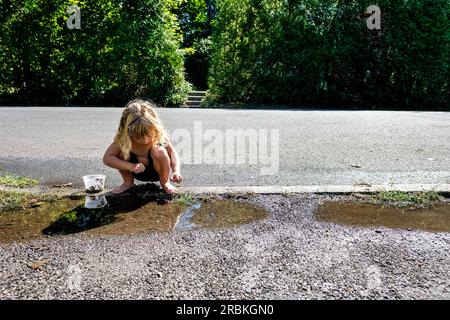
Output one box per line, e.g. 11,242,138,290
209,0,450,109
0,0,191,106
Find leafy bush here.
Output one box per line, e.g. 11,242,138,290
209,0,450,109
0,0,191,106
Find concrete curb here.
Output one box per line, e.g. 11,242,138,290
179,184,450,194
2,183,449,196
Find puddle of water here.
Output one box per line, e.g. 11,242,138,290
175,201,268,231
316,201,450,232
0,198,82,244
175,203,202,230
0,186,268,244
43,192,182,237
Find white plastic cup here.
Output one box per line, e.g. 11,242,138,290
83,174,106,193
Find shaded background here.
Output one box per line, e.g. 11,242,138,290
0,0,448,109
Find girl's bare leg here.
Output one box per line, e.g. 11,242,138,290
151,146,177,194
112,153,135,195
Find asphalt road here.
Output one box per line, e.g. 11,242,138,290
0,107,449,188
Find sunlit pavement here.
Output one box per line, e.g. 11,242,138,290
0,107,449,188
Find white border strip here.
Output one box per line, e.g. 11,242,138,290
179,184,450,194
1,183,449,195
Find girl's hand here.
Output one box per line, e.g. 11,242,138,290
171,172,183,184
130,163,145,174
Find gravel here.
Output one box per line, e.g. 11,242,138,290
0,193,449,300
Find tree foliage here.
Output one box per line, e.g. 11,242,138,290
209,0,450,109
2,0,448,108
0,0,192,106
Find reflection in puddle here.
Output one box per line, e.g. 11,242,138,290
84,194,107,209
316,201,450,232
0,198,82,244
175,203,202,231
176,201,268,231
0,187,268,244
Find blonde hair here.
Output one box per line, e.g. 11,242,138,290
114,99,168,160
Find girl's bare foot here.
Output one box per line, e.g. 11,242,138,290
112,183,134,195
162,182,177,195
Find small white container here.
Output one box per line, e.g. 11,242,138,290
83,174,106,193
84,194,107,209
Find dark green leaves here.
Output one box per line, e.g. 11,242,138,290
209,0,450,109
0,0,191,106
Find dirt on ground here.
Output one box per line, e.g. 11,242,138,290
0,192,449,299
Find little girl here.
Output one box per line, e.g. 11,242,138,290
103,99,182,195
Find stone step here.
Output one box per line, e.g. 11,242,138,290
188,95,206,99
189,91,207,97
187,96,203,102
186,101,202,106
185,91,207,107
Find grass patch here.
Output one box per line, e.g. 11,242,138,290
371,190,443,209
282,192,297,198
39,194,59,203
0,173,39,188
197,193,219,203
176,193,194,207
0,190,60,213
0,190,33,212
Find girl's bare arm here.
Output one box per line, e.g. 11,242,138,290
165,142,181,174
103,143,133,172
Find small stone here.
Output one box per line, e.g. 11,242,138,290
31,202,45,208
375,230,382,234
28,260,48,270
52,183,73,188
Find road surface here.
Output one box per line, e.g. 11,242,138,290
0,107,449,189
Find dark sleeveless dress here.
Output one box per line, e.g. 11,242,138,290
129,152,159,182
